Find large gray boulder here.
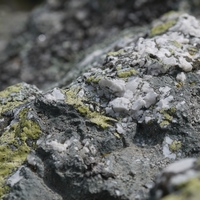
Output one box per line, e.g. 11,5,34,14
1,11,200,200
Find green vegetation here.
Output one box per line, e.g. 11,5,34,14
159,120,170,128
107,49,124,56
169,140,182,152
65,88,116,129
86,75,102,84
159,108,176,128
117,69,137,78
150,20,177,37
162,178,200,200
188,47,198,56
0,108,41,198
0,84,23,114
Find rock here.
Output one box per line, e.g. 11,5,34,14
1,9,200,200
0,83,42,198
0,0,181,91
6,166,62,200
150,158,200,200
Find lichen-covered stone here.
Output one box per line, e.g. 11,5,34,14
65,87,116,129
60,13,200,155
0,83,40,115
2,11,200,200
0,83,42,198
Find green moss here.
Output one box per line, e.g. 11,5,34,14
150,20,177,37
0,84,24,114
91,114,115,129
188,47,198,56
0,108,41,198
65,88,116,129
168,107,176,115
159,109,174,128
18,108,41,140
170,40,182,48
163,112,173,121
107,49,124,56
0,185,10,200
169,140,182,152
162,178,200,200
114,132,121,139
176,82,183,88
0,84,21,98
117,69,137,78
160,120,170,127
86,76,102,84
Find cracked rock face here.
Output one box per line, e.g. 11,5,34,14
1,12,200,200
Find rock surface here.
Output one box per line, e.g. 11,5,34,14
1,9,200,200
150,158,200,200
0,0,183,91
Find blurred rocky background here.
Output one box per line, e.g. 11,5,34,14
1,0,198,91
0,0,44,51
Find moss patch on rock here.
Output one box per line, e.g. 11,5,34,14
107,49,124,56
169,140,182,152
86,75,102,84
159,107,176,128
65,88,116,129
117,68,137,78
0,83,23,114
0,108,41,198
162,178,200,200
0,83,40,115
159,120,170,128
150,20,177,37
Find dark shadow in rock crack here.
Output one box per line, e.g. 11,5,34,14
134,122,167,146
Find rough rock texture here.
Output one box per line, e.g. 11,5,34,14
150,158,200,200
1,11,200,200
0,0,182,91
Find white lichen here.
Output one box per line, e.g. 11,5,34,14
176,72,187,82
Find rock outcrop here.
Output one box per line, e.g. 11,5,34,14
0,0,182,91
1,10,200,200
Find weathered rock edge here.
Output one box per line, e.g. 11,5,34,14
1,12,200,200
